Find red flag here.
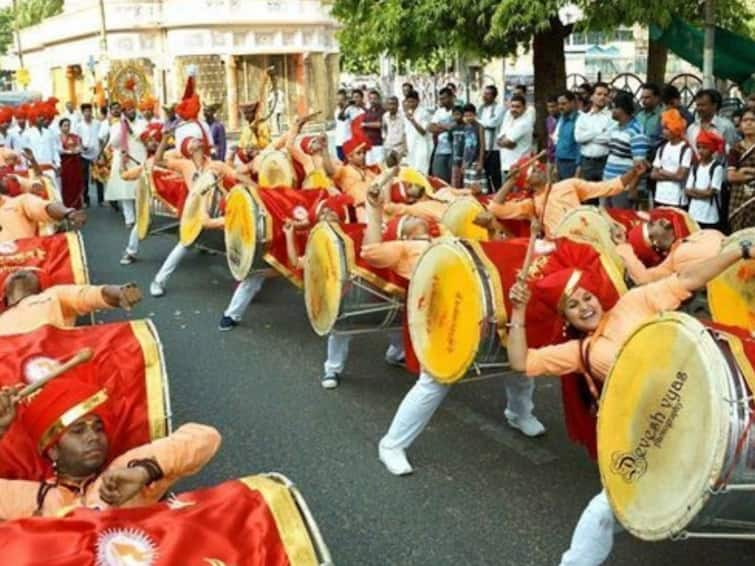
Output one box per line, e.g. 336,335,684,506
0,233,89,311
0,475,325,566
0,321,170,480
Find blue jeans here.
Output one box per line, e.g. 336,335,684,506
557,159,578,180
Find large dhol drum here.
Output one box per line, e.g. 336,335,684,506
707,228,755,331
224,184,272,281
440,196,489,241
553,206,625,275
136,167,185,240
304,222,405,336
178,170,226,252
599,312,755,541
258,150,296,188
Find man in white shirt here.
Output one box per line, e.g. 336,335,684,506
497,94,533,175
22,103,61,195
428,87,456,183
575,82,615,182
105,101,147,226
478,85,505,191
402,90,432,174
382,95,405,158
335,88,365,162
76,103,103,207
0,107,23,152
61,100,81,129
686,89,738,155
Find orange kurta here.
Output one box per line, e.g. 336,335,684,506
0,285,111,336
487,177,624,239
165,156,238,190
0,193,52,242
332,163,379,206
616,229,725,285
0,423,221,520
361,240,431,280
384,199,448,223
525,275,691,381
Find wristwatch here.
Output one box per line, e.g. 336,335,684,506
741,240,752,260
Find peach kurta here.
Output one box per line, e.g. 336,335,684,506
525,275,691,381
0,423,221,520
332,164,378,206
361,240,431,280
0,193,52,242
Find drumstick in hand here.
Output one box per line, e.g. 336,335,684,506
14,348,94,402
503,150,547,183
517,218,541,284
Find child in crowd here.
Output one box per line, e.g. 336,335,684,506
461,103,486,193
686,130,725,229
449,106,466,188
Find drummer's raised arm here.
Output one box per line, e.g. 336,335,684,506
677,241,752,293
153,131,172,168
364,184,385,246
319,134,339,177
492,175,517,204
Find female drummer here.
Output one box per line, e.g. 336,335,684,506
506,238,754,565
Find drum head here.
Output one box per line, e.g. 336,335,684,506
598,312,731,540
258,150,295,188
304,222,346,336
179,190,206,246
302,169,333,190
554,206,624,275
708,228,755,331
440,197,489,241
224,185,257,281
408,239,486,383
136,170,152,240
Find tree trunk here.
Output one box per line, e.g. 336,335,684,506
647,38,668,85
533,17,568,153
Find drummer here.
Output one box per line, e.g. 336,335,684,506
506,239,753,565
383,168,477,222
0,182,86,243
148,133,252,298
485,160,647,239
0,370,221,519
1,268,143,336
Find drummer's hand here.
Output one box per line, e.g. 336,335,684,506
610,222,627,245
99,466,151,507
66,209,87,229
119,283,143,311
469,183,483,196
283,220,295,237
509,281,532,309
0,385,22,435
367,184,384,208
473,211,494,228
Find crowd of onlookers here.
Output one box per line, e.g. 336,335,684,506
335,80,755,233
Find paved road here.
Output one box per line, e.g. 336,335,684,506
85,207,754,566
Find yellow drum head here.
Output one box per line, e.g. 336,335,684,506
179,190,206,246
258,150,295,188
708,228,755,331
136,170,152,240
554,206,625,275
224,185,258,281
304,222,346,336
598,312,731,541
302,169,333,190
407,240,485,383
440,197,489,241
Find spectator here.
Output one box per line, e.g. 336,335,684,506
461,103,486,192
478,85,505,190
746,93,755,114
351,88,366,111
512,84,535,124
334,89,360,161
497,94,533,177
362,89,385,165
650,109,693,209
76,103,103,207
545,95,559,165
727,107,755,232
449,106,466,188
382,95,405,157
401,82,414,100
204,103,227,162
58,117,84,209
554,91,580,180
575,82,614,183
686,129,725,229
687,89,738,154
637,82,664,151
661,84,694,125
428,87,456,182
603,90,649,209
576,82,593,113
61,100,81,129
403,91,432,174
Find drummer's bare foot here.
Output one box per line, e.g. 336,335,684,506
321,373,340,389
120,252,136,265
378,442,414,476
505,410,546,438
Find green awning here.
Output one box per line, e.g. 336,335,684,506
650,16,755,93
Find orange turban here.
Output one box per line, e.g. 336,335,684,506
138,95,157,113
0,107,13,125
120,99,136,111
661,108,687,138
697,129,725,155
176,94,200,121
14,103,29,121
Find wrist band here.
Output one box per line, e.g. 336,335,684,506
506,322,526,329
127,458,164,486
741,240,752,260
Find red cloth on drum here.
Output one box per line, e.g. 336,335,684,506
291,157,306,188
151,168,188,215
428,176,449,192
500,191,533,238
708,321,755,370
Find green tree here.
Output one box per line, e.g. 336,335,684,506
0,0,64,55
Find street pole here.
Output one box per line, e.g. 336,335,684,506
98,0,108,53
703,0,715,89
12,0,23,68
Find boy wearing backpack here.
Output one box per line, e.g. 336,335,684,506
686,129,726,229
650,109,693,209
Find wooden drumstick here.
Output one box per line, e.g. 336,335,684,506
14,348,94,402
503,150,547,183
517,219,540,284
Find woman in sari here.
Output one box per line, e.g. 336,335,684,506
58,118,84,209
727,108,755,231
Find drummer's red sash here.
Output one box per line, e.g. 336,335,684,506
0,476,319,566
0,233,87,312
0,321,168,480
151,168,188,216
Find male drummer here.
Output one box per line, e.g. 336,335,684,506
0,181,86,242
1,269,143,336
0,370,221,518
484,160,647,239
383,168,476,222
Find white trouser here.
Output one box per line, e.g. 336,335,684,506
559,490,621,566
125,225,139,256
223,274,266,321
380,370,536,451
323,331,404,376
122,199,136,225
366,145,385,166
154,243,190,286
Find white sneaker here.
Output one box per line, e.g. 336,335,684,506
120,253,135,265
321,373,340,390
505,410,546,437
149,280,165,297
378,441,414,476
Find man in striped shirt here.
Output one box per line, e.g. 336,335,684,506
602,91,649,209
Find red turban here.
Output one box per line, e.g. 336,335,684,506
0,106,13,125
139,122,163,143
26,103,43,124
19,368,110,455
389,181,409,204
308,194,354,224
299,136,318,156
511,154,546,190
627,222,664,266
120,99,136,112
180,136,202,158
382,215,439,241
661,108,687,138
697,129,725,155
14,104,29,121
176,94,200,121
343,115,372,156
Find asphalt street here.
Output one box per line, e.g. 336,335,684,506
84,206,754,566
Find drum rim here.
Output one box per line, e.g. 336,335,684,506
408,238,493,383
707,227,755,329
224,184,258,282
598,312,732,540
555,205,626,277
440,197,487,241
258,150,295,188
304,221,347,336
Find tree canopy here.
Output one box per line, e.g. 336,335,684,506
0,0,64,56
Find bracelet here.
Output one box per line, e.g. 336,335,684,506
127,458,164,486
506,322,526,329
741,240,752,260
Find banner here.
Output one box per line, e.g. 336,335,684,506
0,321,170,480
0,475,324,566
0,233,89,311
